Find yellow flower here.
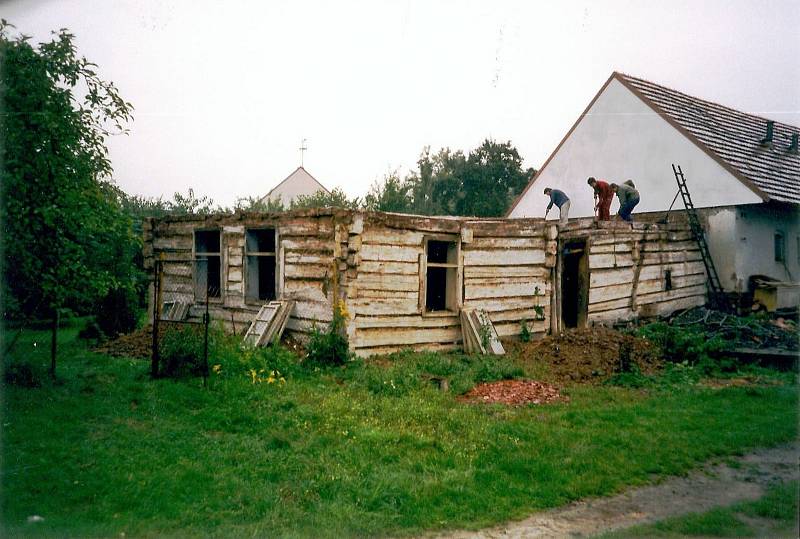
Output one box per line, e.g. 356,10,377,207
337,299,349,319
267,376,276,384
212,364,222,374
249,369,258,384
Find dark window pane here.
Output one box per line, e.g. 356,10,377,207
195,230,220,253
428,240,450,264
426,267,447,311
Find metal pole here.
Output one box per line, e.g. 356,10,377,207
50,307,59,379
151,257,163,378
203,291,210,387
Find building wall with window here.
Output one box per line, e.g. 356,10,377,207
145,209,706,357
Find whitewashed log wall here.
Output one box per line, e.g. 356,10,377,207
144,209,707,357
560,219,706,325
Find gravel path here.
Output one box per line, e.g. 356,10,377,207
432,442,799,538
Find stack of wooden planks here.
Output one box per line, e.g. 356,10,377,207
460,308,505,355
242,300,294,347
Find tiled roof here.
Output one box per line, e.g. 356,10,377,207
617,73,800,204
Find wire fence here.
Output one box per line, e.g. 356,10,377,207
151,256,219,384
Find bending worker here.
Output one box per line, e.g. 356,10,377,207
611,181,640,222
587,177,613,221
543,187,570,225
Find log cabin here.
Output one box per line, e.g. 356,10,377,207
144,208,706,357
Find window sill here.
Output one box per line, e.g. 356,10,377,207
421,309,459,318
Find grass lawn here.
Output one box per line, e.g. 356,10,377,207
603,481,799,538
2,326,797,538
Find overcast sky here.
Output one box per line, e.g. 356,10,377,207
3,0,799,206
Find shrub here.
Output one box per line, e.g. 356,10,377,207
96,286,141,338
306,301,350,366
519,319,531,343
159,324,207,378
636,322,726,365
3,362,42,388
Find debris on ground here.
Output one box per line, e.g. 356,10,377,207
93,323,193,359
458,379,567,406
506,328,660,385
669,307,798,351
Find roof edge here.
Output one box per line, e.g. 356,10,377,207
506,72,618,217
261,166,331,202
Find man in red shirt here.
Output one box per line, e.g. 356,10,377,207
588,177,613,221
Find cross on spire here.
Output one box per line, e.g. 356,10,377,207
299,138,308,167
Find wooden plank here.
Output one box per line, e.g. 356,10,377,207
588,283,707,314
361,228,424,246
464,297,540,313
590,251,702,269
358,260,419,275
352,298,420,316
465,281,547,300
355,272,419,292
356,314,460,329
283,264,329,279
354,326,462,348
357,289,417,300
464,237,546,250
353,342,459,358
464,249,545,266
464,265,547,279
280,238,334,252
590,262,705,288
360,244,421,263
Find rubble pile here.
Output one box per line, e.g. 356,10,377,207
458,379,567,406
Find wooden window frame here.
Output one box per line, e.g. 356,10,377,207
419,234,462,316
193,228,223,302
774,230,785,263
244,227,280,305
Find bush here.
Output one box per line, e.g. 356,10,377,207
96,286,141,338
636,322,726,365
306,301,351,366
519,319,531,343
159,325,207,378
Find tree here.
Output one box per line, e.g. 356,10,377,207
1,22,136,367
364,171,413,213
459,139,534,217
290,187,360,210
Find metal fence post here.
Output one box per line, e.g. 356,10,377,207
151,255,164,378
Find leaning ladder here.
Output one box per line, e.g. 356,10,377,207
671,164,732,312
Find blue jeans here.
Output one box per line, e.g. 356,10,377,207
619,196,640,222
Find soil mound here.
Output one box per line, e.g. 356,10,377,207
459,380,567,406
93,324,178,359
507,327,660,384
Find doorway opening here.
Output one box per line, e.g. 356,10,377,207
561,239,589,328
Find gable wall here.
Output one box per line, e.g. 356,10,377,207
509,78,762,220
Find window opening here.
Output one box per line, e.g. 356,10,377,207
774,231,785,262
195,230,221,299
425,239,459,312
245,228,277,302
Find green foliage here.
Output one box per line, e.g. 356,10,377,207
519,319,532,342
1,21,137,319
306,303,351,366
291,187,361,210
159,324,209,378
636,322,726,365
95,286,141,338
231,195,285,213
364,171,413,213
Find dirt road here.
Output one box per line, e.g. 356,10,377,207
433,443,798,538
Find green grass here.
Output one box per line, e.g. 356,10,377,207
2,328,797,538
604,481,799,537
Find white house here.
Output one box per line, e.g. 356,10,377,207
259,166,330,207
508,72,799,307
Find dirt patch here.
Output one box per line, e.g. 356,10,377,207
507,328,660,385
432,442,799,539
458,380,567,406
92,322,195,359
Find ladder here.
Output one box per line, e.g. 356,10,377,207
671,164,732,312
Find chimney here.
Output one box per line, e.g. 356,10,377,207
790,133,799,154
760,120,774,147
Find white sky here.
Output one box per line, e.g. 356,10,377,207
3,0,799,206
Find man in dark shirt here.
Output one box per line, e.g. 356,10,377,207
611,182,640,222
543,187,570,225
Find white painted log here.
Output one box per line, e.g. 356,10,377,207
464,249,545,266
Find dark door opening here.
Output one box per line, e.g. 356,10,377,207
561,240,589,328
